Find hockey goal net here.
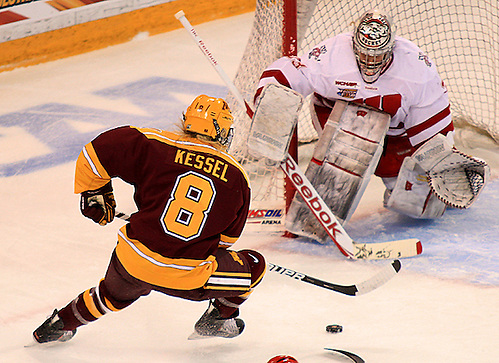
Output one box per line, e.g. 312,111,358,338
227,0,499,229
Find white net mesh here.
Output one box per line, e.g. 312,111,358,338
227,0,499,206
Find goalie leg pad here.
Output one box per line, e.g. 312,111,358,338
286,101,390,242
285,161,363,242
383,157,446,219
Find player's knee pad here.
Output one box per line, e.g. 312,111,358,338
238,250,266,287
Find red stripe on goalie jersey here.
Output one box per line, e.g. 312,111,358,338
89,126,250,260
254,69,292,102
352,94,402,117
406,105,452,140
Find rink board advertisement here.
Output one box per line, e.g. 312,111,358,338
0,0,255,71
246,201,286,231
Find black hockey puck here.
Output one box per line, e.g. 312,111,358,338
326,324,343,333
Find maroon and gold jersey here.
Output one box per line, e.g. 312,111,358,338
74,126,251,289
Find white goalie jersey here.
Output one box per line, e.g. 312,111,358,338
256,33,454,179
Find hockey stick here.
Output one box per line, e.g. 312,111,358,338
280,153,422,259
114,211,400,296
268,260,400,296
324,348,365,363
175,10,254,118
175,11,422,260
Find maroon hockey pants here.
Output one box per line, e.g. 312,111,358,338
58,248,265,331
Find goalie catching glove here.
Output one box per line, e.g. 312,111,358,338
80,181,116,225
426,146,490,209
385,134,490,218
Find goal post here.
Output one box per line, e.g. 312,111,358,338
282,0,299,221
227,0,499,231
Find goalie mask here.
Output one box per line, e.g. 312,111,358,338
353,10,395,83
183,95,234,149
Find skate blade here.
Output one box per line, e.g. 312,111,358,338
25,338,63,348
187,331,216,340
24,340,39,348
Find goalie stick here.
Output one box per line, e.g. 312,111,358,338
280,153,422,259
175,11,422,260
114,211,400,296
175,10,254,118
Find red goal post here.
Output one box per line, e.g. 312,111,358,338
227,0,499,231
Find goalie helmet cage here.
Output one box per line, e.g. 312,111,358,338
226,0,499,229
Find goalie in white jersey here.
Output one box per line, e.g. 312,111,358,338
253,9,489,240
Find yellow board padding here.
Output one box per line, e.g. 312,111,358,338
0,0,255,72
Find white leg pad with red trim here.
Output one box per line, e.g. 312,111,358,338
286,101,390,243
383,156,447,219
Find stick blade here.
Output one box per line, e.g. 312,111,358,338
324,348,365,363
354,259,401,296
353,238,422,260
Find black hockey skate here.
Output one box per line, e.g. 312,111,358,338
33,309,76,344
188,301,245,339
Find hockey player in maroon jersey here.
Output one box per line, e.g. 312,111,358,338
254,9,488,236
33,95,266,343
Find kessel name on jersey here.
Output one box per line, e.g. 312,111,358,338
174,149,229,182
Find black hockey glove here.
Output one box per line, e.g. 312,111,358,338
80,181,116,226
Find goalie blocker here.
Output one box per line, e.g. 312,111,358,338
247,83,304,161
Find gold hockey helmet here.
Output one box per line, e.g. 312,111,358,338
183,95,234,148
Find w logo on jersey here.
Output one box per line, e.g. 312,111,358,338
353,94,402,117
